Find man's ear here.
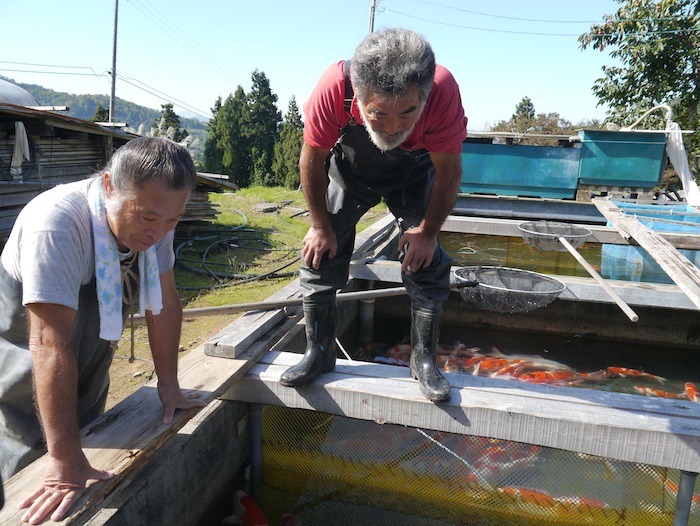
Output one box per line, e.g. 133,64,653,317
103,171,113,196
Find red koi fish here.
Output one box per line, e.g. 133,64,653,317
633,386,685,399
685,382,699,402
499,486,559,508
607,367,666,384
223,490,269,526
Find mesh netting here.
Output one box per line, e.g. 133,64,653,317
259,406,699,526
454,266,565,313
519,221,592,252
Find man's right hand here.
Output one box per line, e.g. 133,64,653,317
18,453,112,524
302,226,337,269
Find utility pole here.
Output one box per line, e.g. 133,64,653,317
109,0,118,123
368,0,376,34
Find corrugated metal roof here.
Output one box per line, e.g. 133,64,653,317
0,101,137,140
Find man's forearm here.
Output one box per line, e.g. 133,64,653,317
300,142,332,231
421,152,462,237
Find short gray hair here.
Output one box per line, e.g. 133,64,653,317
102,137,196,211
350,28,436,103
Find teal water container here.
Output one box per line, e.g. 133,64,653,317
577,129,666,187
460,140,581,199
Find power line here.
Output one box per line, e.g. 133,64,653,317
125,0,245,86
117,73,212,120
384,6,700,37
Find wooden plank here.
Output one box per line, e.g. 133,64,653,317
203,279,303,358
594,199,700,309
442,214,700,250
223,351,700,472
0,311,303,525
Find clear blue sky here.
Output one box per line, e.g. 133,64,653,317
1,0,623,131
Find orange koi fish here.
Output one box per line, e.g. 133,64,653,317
516,370,581,385
607,367,666,383
224,490,269,526
633,386,685,399
499,486,559,508
685,382,699,402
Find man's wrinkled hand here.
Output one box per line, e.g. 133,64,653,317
18,456,112,524
158,382,206,424
302,226,337,270
398,228,437,275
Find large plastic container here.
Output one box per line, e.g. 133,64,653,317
460,140,580,199
577,129,666,187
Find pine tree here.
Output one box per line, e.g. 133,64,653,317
90,103,110,123
152,103,188,143
246,70,281,186
272,96,304,188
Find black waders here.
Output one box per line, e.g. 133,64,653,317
280,303,337,386
410,307,451,401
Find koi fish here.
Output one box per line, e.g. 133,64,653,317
685,382,698,402
515,370,582,385
633,386,685,399
607,367,666,384
223,490,269,526
499,486,559,508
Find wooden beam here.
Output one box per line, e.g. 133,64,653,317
442,214,700,250
594,199,700,309
223,351,700,472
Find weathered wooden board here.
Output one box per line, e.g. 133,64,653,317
0,310,303,525
594,198,700,309
223,351,700,473
443,214,700,250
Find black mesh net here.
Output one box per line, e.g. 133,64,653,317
519,220,592,252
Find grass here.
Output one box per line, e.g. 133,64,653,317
106,185,387,409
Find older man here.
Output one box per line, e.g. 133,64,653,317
281,28,468,402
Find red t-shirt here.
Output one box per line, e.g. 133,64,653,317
303,60,468,155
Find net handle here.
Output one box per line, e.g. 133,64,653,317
557,237,639,322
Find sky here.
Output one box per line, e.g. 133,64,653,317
1,0,624,132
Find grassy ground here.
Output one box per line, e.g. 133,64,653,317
106,185,387,409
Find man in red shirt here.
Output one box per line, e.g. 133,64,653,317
281,27,468,401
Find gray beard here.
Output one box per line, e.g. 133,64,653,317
364,126,412,152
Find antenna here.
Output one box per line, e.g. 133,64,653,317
369,0,376,34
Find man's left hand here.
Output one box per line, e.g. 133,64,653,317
398,227,437,275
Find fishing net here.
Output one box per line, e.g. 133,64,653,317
454,266,565,314
259,406,697,525
518,220,592,252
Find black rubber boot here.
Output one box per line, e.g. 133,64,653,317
280,303,337,387
409,307,451,402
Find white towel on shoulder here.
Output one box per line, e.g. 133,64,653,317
88,178,163,341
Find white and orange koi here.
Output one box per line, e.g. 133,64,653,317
607,367,666,384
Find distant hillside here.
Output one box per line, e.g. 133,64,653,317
1,76,208,162
1,76,206,133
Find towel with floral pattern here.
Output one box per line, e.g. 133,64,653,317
88,178,162,341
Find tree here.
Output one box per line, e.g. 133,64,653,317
246,70,282,186
90,103,109,123
152,103,188,143
489,98,599,146
272,96,304,188
203,97,224,174
579,0,700,174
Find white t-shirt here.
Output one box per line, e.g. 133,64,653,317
1,178,175,310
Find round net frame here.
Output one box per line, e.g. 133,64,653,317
454,266,566,314
518,220,592,252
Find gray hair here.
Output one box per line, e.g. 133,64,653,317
350,28,436,103
102,136,196,211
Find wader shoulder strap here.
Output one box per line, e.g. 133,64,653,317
343,59,353,115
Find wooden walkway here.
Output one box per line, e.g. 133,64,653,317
223,350,700,473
